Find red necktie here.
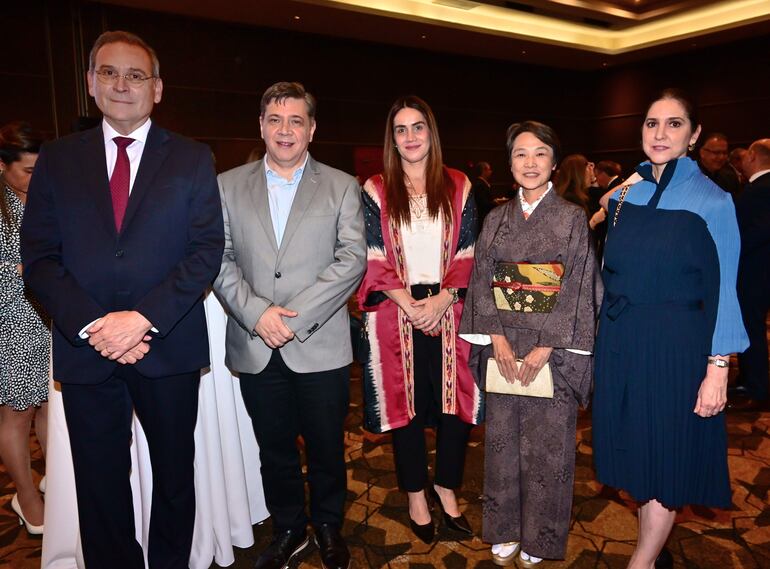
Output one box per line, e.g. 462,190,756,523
110,136,134,232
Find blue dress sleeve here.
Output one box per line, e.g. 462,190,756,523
702,191,749,355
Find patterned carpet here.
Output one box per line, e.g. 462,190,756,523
2,362,769,568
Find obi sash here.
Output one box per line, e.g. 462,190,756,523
492,261,564,313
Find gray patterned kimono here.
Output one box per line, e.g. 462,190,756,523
459,189,600,559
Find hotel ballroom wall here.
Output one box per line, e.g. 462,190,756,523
3,0,770,180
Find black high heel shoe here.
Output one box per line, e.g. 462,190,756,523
429,486,473,536
408,516,435,544
407,490,435,544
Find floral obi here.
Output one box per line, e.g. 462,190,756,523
491,261,564,313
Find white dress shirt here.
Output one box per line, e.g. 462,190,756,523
102,118,152,194
749,168,770,183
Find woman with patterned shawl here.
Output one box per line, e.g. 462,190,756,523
357,96,480,544
459,121,599,567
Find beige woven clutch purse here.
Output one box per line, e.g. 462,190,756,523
485,358,553,398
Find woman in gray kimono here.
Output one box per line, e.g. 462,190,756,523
460,121,599,567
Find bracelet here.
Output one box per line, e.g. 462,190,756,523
445,287,459,304
707,357,728,368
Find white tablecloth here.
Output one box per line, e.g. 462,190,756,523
41,293,269,568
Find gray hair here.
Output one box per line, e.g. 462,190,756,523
88,30,160,77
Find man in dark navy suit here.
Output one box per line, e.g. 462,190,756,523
21,31,223,568
730,139,770,412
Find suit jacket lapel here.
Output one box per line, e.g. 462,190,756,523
79,126,116,238
251,160,279,254
121,124,170,232
277,155,320,265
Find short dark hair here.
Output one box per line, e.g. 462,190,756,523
595,160,621,177
260,82,316,120
89,30,160,77
0,121,42,166
475,161,490,176
644,88,700,134
505,120,561,165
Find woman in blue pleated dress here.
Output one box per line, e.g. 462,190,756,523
593,88,749,569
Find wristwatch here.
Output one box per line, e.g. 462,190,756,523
707,357,728,368
445,287,459,304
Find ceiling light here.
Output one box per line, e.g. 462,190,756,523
431,0,479,9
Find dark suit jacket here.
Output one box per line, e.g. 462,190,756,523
735,171,770,297
699,162,742,198
21,123,224,384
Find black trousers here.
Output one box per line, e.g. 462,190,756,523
391,285,472,493
737,286,770,400
61,367,200,569
240,350,350,532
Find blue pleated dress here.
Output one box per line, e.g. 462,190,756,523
593,157,749,509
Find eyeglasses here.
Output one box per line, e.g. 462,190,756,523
94,68,157,86
701,148,728,156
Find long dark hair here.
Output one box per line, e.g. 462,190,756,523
0,121,42,230
382,96,452,226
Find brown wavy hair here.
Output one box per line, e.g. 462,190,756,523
382,96,452,226
555,154,590,213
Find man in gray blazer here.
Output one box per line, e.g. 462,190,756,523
213,82,365,569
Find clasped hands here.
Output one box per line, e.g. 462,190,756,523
254,305,298,349
490,334,552,386
404,290,454,336
88,311,153,365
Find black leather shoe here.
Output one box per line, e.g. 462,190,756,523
254,528,310,569
314,524,350,569
654,546,673,569
429,486,473,536
409,516,435,544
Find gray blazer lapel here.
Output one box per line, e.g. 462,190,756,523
276,155,321,264
250,159,279,254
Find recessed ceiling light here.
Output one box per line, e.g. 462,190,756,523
521,50,526,54
293,15,301,20
421,34,427,39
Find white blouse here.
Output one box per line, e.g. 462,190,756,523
401,195,443,285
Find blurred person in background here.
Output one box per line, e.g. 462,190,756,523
0,121,49,535
698,132,742,197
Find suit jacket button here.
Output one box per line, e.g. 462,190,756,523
115,250,124,257
275,271,281,278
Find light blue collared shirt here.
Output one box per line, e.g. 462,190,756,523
265,154,309,246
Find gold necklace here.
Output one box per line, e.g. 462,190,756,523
404,173,427,219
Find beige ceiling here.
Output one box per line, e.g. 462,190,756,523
98,0,770,69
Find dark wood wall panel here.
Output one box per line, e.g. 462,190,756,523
3,1,769,183
1,1,53,135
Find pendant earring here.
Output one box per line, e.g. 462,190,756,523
688,143,695,152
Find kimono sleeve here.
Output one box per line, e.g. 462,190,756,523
458,206,506,338
537,210,599,351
